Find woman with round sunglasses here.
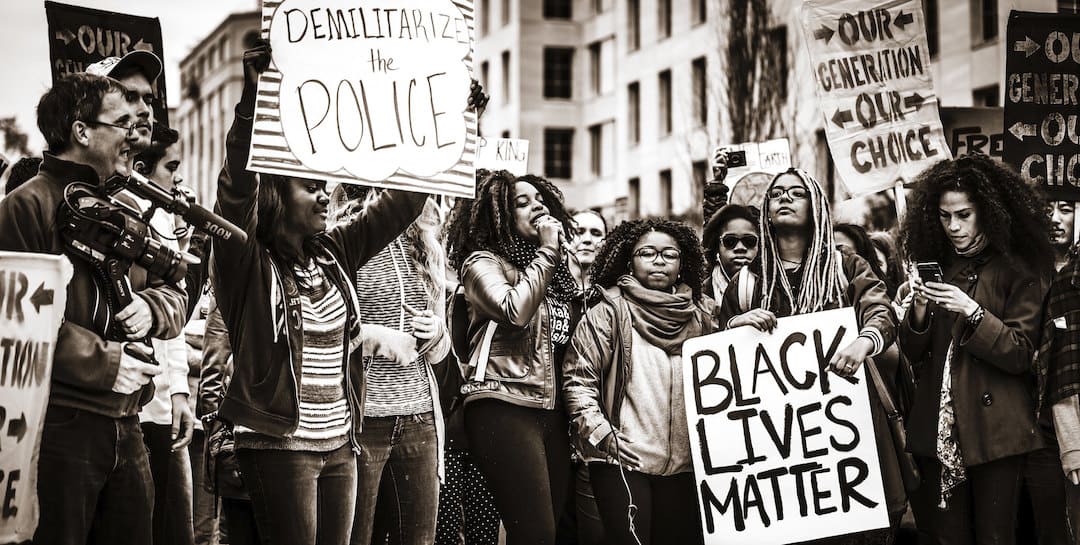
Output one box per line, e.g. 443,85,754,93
702,203,760,301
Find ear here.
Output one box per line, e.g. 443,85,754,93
134,160,150,175
71,120,91,147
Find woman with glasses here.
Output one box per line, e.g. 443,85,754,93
717,169,907,543
563,218,713,545
702,203,760,301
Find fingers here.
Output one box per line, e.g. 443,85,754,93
402,303,422,316
1071,470,1080,486
136,361,165,377
171,417,194,451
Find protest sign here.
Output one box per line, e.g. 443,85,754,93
475,137,529,175
683,308,889,544
0,252,72,544
247,0,478,199
718,138,791,209
44,1,169,127
801,0,950,197
1003,11,1080,200
940,107,1004,160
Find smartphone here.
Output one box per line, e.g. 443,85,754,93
727,150,748,168
916,261,944,284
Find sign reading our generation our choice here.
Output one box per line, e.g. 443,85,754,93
801,0,951,198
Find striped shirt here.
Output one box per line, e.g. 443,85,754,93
356,237,434,417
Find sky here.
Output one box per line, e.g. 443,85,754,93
1,0,257,153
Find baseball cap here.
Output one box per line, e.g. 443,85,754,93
85,50,162,83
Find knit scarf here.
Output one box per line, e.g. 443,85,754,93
954,232,988,257
499,234,580,302
617,275,703,356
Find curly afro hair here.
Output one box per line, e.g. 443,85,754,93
445,169,573,270
901,154,1052,274
590,218,707,301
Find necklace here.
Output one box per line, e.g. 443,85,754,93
779,257,803,267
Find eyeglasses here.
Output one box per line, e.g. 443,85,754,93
767,186,810,200
85,119,139,138
720,234,758,250
633,247,681,263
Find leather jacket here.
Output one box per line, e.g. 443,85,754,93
460,247,564,410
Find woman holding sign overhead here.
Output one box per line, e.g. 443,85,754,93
563,218,714,545
898,154,1052,545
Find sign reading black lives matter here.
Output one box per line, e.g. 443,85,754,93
801,0,950,197
683,308,889,544
248,0,478,198
0,253,71,543
45,1,169,127
1003,11,1080,201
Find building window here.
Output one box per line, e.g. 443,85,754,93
658,69,672,136
658,0,671,39
588,41,602,96
543,47,574,99
480,0,489,35
594,0,609,14
692,0,707,24
628,82,640,144
659,169,672,215
481,61,490,88
972,84,1000,107
693,160,708,186
501,0,510,26
544,0,572,19
628,0,640,51
1061,0,1080,13
972,0,998,45
924,0,939,57
544,128,574,179
501,50,510,104
589,124,603,176
692,57,707,126
628,177,640,218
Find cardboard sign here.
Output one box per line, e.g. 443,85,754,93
940,107,1004,160
1003,11,1080,200
801,0,950,197
683,308,889,544
0,252,72,543
44,1,169,127
475,137,529,175
247,0,478,199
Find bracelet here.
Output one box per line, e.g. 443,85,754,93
966,305,985,328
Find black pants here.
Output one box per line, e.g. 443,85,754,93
465,399,571,545
910,455,1024,545
1017,447,1071,545
143,422,196,545
222,497,261,545
588,464,702,545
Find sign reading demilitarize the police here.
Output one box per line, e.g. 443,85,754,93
44,1,169,127
248,0,478,199
682,308,889,545
0,252,71,544
1003,11,1080,201
801,0,950,197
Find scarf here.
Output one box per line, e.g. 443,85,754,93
499,234,580,302
936,343,967,508
617,275,703,356
954,232,988,257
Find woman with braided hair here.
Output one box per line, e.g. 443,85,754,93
717,168,906,543
444,170,580,545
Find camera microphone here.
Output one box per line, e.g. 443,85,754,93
117,172,247,244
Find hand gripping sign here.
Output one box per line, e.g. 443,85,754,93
0,252,72,543
248,0,478,198
683,308,889,544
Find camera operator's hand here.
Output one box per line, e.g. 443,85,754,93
116,293,154,340
112,356,162,394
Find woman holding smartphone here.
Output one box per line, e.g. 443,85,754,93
899,154,1052,544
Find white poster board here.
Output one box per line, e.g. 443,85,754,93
475,137,529,175
683,308,889,544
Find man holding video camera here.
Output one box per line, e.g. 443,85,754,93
0,72,188,545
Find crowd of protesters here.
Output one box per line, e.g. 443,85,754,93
3,36,1080,545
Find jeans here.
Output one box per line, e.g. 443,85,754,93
143,422,196,545
465,399,571,545
434,448,500,545
351,412,439,545
1018,447,1070,545
189,429,220,545
588,464,702,545
237,443,357,545
34,406,153,545
910,455,1023,545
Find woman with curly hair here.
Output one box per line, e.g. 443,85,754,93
898,155,1052,544
563,219,713,545
444,170,579,545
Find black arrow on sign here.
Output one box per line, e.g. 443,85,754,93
832,108,854,128
7,413,26,443
894,11,914,31
814,25,835,44
904,92,926,111
30,282,54,313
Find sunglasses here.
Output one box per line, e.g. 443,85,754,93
720,234,758,249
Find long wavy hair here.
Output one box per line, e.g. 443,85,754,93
445,169,573,270
758,168,844,314
590,219,707,301
900,154,1052,274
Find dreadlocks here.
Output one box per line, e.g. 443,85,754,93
590,218,707,301
759,168,845,314
445,169,573,270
